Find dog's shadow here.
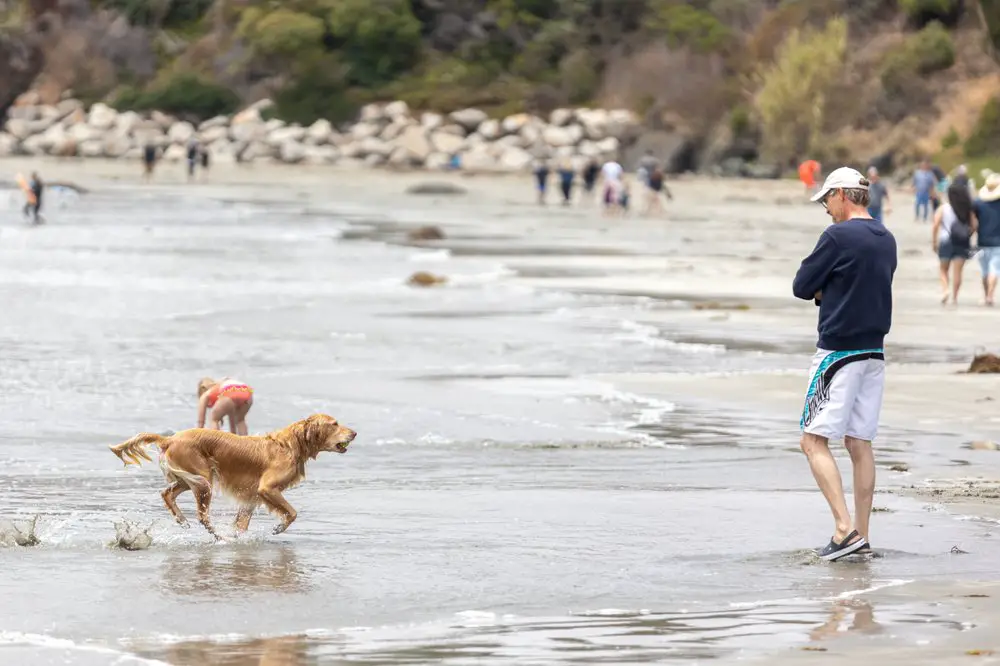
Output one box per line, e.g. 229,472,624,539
139,634,311,666
159,543,311,597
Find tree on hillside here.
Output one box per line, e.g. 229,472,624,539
753,17,847,164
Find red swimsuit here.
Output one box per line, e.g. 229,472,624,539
205,379,253,407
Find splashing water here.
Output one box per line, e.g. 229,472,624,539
110,520,155,551
0,515,41,547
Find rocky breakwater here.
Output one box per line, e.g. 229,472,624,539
0,96,641,172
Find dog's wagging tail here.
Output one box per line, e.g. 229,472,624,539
108,414,357,538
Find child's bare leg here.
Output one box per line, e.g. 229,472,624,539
210,397,236,431
235,399,252,436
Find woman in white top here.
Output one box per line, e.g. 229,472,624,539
932,182,978,305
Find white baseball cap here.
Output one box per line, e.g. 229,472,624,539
810,166,869,203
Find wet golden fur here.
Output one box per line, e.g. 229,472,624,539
110,414,357,538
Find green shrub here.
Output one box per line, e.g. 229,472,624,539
110,73,241,120
238,8,325,59
644,1,731,53
981,0,1000,60
327,0,422,87
559,49,600,105
271,56,359,125
899,0,958,23
753,17,847,163
941,126,960,149
965,97,1000,157
729,104,751,136
98,0,214,28
880,21,955,92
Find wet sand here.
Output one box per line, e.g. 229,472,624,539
1,157,999,663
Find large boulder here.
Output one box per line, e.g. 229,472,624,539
56,98,83,120
103,134,132,158
549,108,575,127
267,125,307,146
478,118,502,140
264,118,286,132
78,139,105,158
230,120,266,143
303,144,339,165
430,130,464,155
360,137,392,158
364,153,386,167
499,146,534,171
87,103,118,130
448,108,488,132
114,111,141,136
385,100,410,121
306,119,333,145
502,113,532,135
0,132,17,156
394,125,432,163
596,137,620,156
7,105,39,121
421,112,444,131
577,108,609,141
437,123,465,137
380,119,410,142
20,134,47,155
231,106,262,126
360,103,387,124
542,124,583,148
606,109,641,141
5,118,31,140
239,141,273,162
151,111,176,130
424,152,451,170
67,122,101,143
199,125,230,144
208,140,239,166
340,141,363,159
162,143,187,162
168,121,195,144
350,122,381,141
278,140,306,163
462,144,497,171
199,115,230,131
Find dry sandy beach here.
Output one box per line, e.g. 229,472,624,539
1,156,999,664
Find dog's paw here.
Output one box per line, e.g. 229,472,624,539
178,521,190,529
272,523,288,535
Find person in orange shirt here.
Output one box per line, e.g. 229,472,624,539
799,160,822,196
197,377,254,435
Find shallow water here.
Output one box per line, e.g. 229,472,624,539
0,180,994,665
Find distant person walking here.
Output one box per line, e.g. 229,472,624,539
599,158,624,217
22,172,43,224
974,173,1000,306
798,159,821,196
644,167,673,217
199,146,210,181
534,160,550,205
143,142,158,181
866,167,891,222
792,167,897,561
581,159,600,203
913,160,936,222
186,139,200,181
557,160,575,205
932,182,978,305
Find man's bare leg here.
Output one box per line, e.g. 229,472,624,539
844,437,875,542
801,432,854,541
987,274,998,305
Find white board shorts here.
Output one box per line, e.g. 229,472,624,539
800,348,885,441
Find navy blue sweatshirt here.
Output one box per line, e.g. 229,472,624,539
792,218,897,351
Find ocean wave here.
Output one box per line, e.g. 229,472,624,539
0,631,170,665
616,320,726,353
407,248,451,262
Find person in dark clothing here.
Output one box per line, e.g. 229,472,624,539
143,142,158,181
792,166,897,562
186,140,199,181
643,167,673,216
23,172,43,224
200,146,211,180
974,173,1000,305
557,161,574,205
534,160,550,205
582,159,600,200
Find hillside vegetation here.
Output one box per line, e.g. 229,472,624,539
2,0,1000,171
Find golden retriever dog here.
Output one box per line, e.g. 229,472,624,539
109,414,357,539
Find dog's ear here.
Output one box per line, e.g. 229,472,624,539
301,413,327,445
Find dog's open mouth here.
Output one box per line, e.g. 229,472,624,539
335,443,349,453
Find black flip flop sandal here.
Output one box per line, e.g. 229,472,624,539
817,529,867,561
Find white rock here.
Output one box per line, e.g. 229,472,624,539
306,119,333,145
199,125,230,144
231,121,267,143
605,109,639,139
387,146,417,167
364,153,386,167
449,108,488,131
7,105,39,121
208,141,239,165
385,100,410,120
424,152,451,170
68,122,100,143
430,130,464,155
247,98,274,113
199,115,230,131
88,103,119,131
55,99,83,119
499,146,534,171
134,128,168,148
25,118,54,135
264,118,286,132
78,139,105,157
0,132,18,156
350,122,381,141
231,107,262,126
421,112,443,131
37,105,61,123
360,103,387,123
303,144,339,165
61,108,86,128
553,145,575,159
437,123,466,137
394,125,432,162
461,144,497,171
520,123,542,145
380,120,410,142
596,136,620,155
168,121,195,144
327,131,348,147
577,108,609,140
542,124,583,148
114,111,141,136
462,133,486,150
360,137,392,158
279,140,305,163
240,141,273,162
5,119,31,140
549,108,575,127
103,134,132,158
495,134,527,149
123,146,143,160
21,134,47,155
502,113,532,134
151,111,175,130
340,141,364,159
578,140,602,158
37,123,68,150
477,118,502,140
162,143,187,162
267,125,307,147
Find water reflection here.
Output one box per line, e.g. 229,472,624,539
146,634,311,666
159,544,309,597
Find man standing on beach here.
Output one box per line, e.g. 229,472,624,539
792,167,898,561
